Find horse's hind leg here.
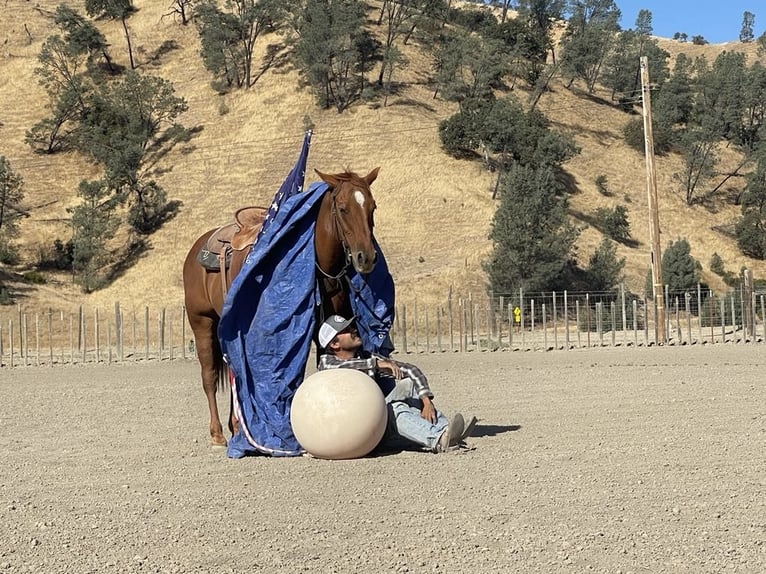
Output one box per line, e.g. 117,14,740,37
189,314,228,448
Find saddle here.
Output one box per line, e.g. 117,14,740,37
197,206,268,272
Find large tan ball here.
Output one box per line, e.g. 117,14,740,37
290,369,388,459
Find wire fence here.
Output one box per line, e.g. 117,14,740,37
0,284,764,367
391,284,766,353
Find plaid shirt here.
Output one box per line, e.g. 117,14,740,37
317,351,434,400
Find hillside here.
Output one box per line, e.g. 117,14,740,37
1,1,765,316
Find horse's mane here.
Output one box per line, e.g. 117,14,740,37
332,169,365,182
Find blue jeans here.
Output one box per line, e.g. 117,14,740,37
379,378,449,452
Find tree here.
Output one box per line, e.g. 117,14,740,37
662,238,701,292
53,4,114,72
439,95,578,172
432,31,505,103
26,35,92,153
77,70,188,233
740,11,755,43
585,237,624,292
85,0,136,69
560,0,622,92
195,0,282,91
674,127,718,205
375,0,431,86
70,179,120,292
0,157,25,264
634,9,652,36
594,205,631,242
165,0,195,25
485,164,579,294
289,0,369,112
735,158,766,259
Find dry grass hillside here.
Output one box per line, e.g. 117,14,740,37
1,1,765,316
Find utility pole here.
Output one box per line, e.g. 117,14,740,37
640,56,666,344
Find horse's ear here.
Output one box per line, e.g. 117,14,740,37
364,167,380,186
315,169,340,189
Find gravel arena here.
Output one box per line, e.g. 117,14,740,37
1,346,764,574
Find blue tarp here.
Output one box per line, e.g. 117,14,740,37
217,139,395,458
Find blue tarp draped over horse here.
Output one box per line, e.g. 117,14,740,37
217,137,395,458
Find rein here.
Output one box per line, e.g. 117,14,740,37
315,190,352,280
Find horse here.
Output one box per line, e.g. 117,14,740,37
182,167,380,447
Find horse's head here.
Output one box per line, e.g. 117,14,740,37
316,167,380,275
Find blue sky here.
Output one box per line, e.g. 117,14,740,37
617,1,762,44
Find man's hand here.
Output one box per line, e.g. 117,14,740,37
420,396,437,424
376,358,402,379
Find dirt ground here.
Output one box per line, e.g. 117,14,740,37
1,346,764,574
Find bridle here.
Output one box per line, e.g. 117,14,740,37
315,189,353,281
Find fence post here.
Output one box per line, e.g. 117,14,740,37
575,300,581,348
685,293,692,344
633,299,638,347
447,288,454,352
23,314,28,367
80,308,86,364
425,306,430,354
552,291,558,350
507,303,513,350
564,291,569,351
9,320,14,368
47,308,53,365
413,300,419,353
436,306,442,352
542,303,547,350
95,308,100,364
181,305,187,360
586,294,591,348
145,306,150,361
610,301,616,347
401,304,408,354
35,314,40,366
115,301,122,362
720,297,726,343
697,283,703,343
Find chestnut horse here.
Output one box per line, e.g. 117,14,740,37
182,168,380,447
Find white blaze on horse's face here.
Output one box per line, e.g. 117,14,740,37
354,190,365,208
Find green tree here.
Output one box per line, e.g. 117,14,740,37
585,237,624,292
634,9,652,36
432,30,505,103
594,204,630,242
674,126,718,205
70,179,120,292
289,0,369,112
0,157,26,264
735,158,766,258
439,95,578,172
662,238,701,291
709,252,725,276
26,35,91,153
54,4,114,72
85,0,136,69
740,11,755,43
77,70,188,232
375,0,430,85
560,0,621,92
485,164,579,294
195,0,282,91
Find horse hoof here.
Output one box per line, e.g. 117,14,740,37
210,437,227,449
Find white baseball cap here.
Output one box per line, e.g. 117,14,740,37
318,315,355,348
